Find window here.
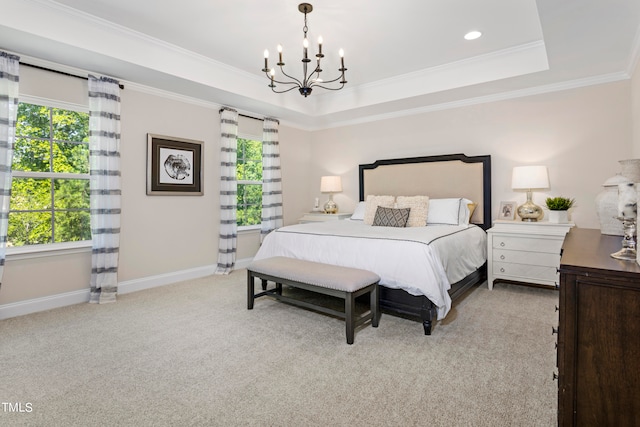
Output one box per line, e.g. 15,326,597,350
236,137,262,227
9,102,91,247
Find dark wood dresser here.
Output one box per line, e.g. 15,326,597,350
558,228,640,426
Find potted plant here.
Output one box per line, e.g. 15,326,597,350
545,196,575,223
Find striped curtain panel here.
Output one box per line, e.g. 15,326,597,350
88,75,122,304
216,107,238,274
0,52,19,290
260,117,283,240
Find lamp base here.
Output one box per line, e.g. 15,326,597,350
324,195,338,214
517,191,544,222
611,217,637,260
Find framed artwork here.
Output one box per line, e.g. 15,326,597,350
147,134,203,195
499,201,516,220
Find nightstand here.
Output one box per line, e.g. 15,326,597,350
487,220,574,290
298,212,352,223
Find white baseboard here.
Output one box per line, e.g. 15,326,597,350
0,257,253,320
117,264,218,295
0,289,91,320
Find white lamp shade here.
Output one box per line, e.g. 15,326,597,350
320,175,342,193
511,166,549,190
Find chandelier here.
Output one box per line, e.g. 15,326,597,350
261,3,347,97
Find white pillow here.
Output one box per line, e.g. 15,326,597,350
427,198,462,225
363,195,395,225
459,198,473,226
350,201,367,220
396,195,429,227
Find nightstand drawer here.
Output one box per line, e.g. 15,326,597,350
493,249,560,267
492,236,562,254
493,262,559,282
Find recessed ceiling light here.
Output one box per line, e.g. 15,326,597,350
464,31,482,40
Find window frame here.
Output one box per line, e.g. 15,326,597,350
7,95,92,258
236,131,263,232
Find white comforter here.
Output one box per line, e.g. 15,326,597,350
254,220,487,319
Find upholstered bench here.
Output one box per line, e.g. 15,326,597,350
247,256,380,344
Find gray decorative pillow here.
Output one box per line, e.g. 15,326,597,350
372,206,411,227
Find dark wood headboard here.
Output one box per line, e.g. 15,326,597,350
359,153,492,230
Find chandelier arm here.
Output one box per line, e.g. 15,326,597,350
267,74,301,86
271,85,301,94
312,82,346,91
309,73,346,87
264,70,302,87
276,67,304,87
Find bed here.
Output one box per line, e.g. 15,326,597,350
254,153,492,334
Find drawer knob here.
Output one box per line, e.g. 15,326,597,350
552,326,559,335
555,305,559,312
500,255,505,260
500,267,505,273
500,242,505,247
553,372,558,381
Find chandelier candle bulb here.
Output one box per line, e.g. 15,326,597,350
263,49,269,71
318,36,323,55
339,49,345,68
277,45,283,64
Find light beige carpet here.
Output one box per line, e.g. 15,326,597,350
0,270,558,426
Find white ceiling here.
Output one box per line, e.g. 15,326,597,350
1,0,639,129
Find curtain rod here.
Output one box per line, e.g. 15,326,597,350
20,62,125,90
219,108,279,124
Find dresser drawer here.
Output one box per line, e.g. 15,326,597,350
492,235,562,253
493,249,560,267
493,261,559,282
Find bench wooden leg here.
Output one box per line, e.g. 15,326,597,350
345,292,355,345
371,283,379,328
247,271,255,310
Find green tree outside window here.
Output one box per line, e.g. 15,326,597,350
236,138,262,227
9,103,90,247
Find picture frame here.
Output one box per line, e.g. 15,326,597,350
147,134,203,195
499,201,516,220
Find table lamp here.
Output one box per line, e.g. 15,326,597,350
320,175,342,214
512,165,549,222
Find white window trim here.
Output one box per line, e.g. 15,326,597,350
6,240,92,260
12,171,90,180
19,94,88,114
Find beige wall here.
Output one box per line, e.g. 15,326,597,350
118,89,220,280
0,62,635,311
0,67,312,307
307,81,633,229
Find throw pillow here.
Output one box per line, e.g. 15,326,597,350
372,206,411,227
363,195,395,225
396,195,429,227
